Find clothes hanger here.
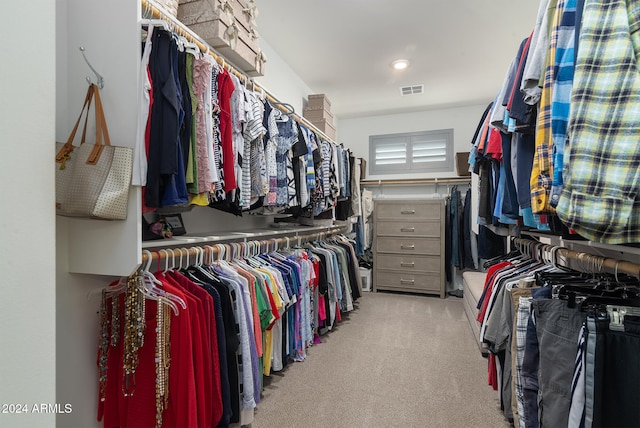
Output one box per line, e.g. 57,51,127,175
554,266,640,306
149,250,187,312
139,250,181,315
189,245,217,278
271,102,295,116
209,245,220,265
139,18,170,32
87,277,126,301
161,249,171,274
177,35,200,56
198,246,206,267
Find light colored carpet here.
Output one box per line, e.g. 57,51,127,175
251,292,511,428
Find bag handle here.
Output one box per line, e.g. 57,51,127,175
55,84,95,163
86,84,112,165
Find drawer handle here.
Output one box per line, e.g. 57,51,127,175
401,262,415,268
400,279,415,285
401,244,415,250
401,209,416,215
401,227,415,232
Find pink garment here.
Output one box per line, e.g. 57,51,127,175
318,295,326,321
193,57,214,193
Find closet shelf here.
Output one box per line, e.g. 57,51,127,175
361,177,471,186
142,224,347,249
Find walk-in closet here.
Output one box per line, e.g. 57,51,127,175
5,0,640,427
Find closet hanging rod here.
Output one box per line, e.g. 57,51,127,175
360,177,472,186
512,237,640,279
140,0,337,144
140,225,346,263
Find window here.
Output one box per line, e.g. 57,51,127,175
369,129,454,175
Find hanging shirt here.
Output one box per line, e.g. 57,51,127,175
558,0,640,243
214,265,256,411
145,29,188,208
242,90,266,208
522,0,556,105
265,105,279,206
230,74,246,200
217,68,237,193
185,53,199,195
320,141,331,198
531,0,565,215
350,155,362,217
549,0,577,208
133,26,154,186
193,55,215,194
273,112,298,206
290,122,308,207
300,125,317,194
164,270,223,427
325,143,340,212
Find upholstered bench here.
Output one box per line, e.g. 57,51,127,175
462,271,488,355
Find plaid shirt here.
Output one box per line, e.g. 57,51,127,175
557,0,640,243
550,0,577,208
531,0,567,214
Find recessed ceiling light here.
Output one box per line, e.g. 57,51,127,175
392,59,410,70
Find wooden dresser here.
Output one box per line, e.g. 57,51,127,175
373,199,445,298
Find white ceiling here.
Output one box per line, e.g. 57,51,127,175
257,1,541,119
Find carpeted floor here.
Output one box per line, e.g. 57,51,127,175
251,291,512,428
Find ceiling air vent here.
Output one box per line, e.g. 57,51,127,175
400,84,424,96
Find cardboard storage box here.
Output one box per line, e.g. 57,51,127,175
310,118,336,141
178,0,265,76
307,94,332,111
303,107,334,123
455,152,471,176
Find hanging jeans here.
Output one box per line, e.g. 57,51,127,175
521,287,551,428
450,187,461,268
586,314,640,428
533,299,586,428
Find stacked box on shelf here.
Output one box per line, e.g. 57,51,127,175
307,93,331,111
303,108,333,123
304,94,336,140
311,119,336,140
177,0,266,76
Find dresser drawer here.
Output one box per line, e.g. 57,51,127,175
375,200,442,221
376,271,441,293
376,237,441,255
376,254,440,274
376,220,440,238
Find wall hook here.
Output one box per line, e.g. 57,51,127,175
79,46,104,89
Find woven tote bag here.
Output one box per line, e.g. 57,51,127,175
55,84,133,220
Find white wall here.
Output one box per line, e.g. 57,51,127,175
255,39,315,115
0,1,57,427
338,104,488,179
